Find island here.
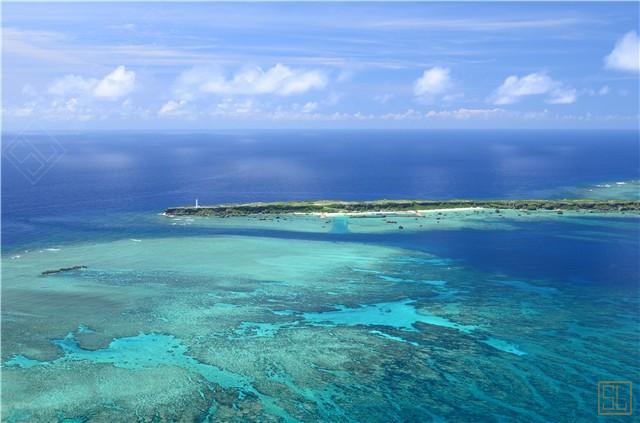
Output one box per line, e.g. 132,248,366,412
164,199,640,217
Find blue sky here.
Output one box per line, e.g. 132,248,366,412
2,2,639,130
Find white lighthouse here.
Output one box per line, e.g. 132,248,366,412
195,198,199,208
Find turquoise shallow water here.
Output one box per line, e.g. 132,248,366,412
2,210,639,421
300,300,478,333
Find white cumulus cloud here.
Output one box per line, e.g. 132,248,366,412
604,31,640,73
158,99,188,116
490,72,576,105
426,108,511,120
301,102,318,113
547,87,577,105
48,65,135,100
414,66,452,97
491,73,553,105
93,66,136,99
175,64,328,98
48,74,99,97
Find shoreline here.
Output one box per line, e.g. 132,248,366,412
164,199,640,217
308,207,485,218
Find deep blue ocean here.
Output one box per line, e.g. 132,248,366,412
3,130,639,231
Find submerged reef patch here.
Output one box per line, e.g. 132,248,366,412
300,299,477,333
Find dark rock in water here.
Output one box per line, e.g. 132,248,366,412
557,210,564,214
398,225,404,230
41,265,87,276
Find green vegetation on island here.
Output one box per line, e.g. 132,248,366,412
165,199,640,217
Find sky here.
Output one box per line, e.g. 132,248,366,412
2,1,639,130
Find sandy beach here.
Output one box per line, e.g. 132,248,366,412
310,207,485,218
